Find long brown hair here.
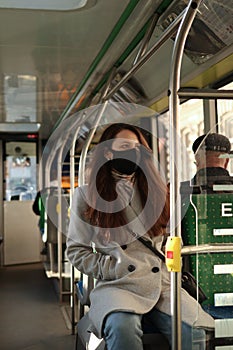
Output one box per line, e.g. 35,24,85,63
84,123,169,238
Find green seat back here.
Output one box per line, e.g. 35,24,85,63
181,193,233,306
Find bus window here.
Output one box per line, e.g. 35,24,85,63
4,75,37,123
156,98,204,182
4,142,37,201
217,81,233,175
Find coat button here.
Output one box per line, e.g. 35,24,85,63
121,245,127,250
128,264,136,272
151,267,159,273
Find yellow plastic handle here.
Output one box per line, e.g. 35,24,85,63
165,236,181,272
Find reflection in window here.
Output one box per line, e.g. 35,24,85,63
179,99,204,180
4,75,37,123
156,99,204,182
217,82,233,175
5,142,37,201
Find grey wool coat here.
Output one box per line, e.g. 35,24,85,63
66,184,214,338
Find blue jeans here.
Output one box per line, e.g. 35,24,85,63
103,308,206,350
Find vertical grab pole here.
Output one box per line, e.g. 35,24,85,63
42,151,56,270
57,134,71,301
74,68,116,323
69,125,81,334
70,126,81,198
78,101,108,186
168,1,202,350
78,67,117,186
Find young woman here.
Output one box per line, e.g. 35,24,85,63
67,123,214,350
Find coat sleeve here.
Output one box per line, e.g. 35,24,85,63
66,187,117,280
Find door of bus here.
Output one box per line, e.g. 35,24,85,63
1,140,41,265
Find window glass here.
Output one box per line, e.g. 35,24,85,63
4,142,37,201
4,75,37,123
156,99,204,182
217,81,233,175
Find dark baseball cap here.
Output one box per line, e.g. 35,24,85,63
192,133,231,154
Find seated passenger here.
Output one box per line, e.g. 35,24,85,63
181,133,232,195
66,123,214,350
180,133,233,319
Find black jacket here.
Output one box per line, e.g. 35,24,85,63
180,167,233,196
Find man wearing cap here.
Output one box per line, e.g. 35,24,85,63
180,136,233,320
191,133,232,188
181,133,232,194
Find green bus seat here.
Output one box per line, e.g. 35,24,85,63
181,193,233,307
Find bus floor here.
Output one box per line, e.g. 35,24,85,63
0,262,75,350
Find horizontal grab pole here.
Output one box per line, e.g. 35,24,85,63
182,243,233,255
178,88,233,99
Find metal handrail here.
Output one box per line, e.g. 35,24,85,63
178,88,233,99
78,67,116,186
132,12,159,66
168,1,202,350
182,243,233,255
104,9,184,101
68,69,117,331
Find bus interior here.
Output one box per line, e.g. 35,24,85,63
0,1,233,349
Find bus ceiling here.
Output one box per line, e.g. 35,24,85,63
0,0,232,139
